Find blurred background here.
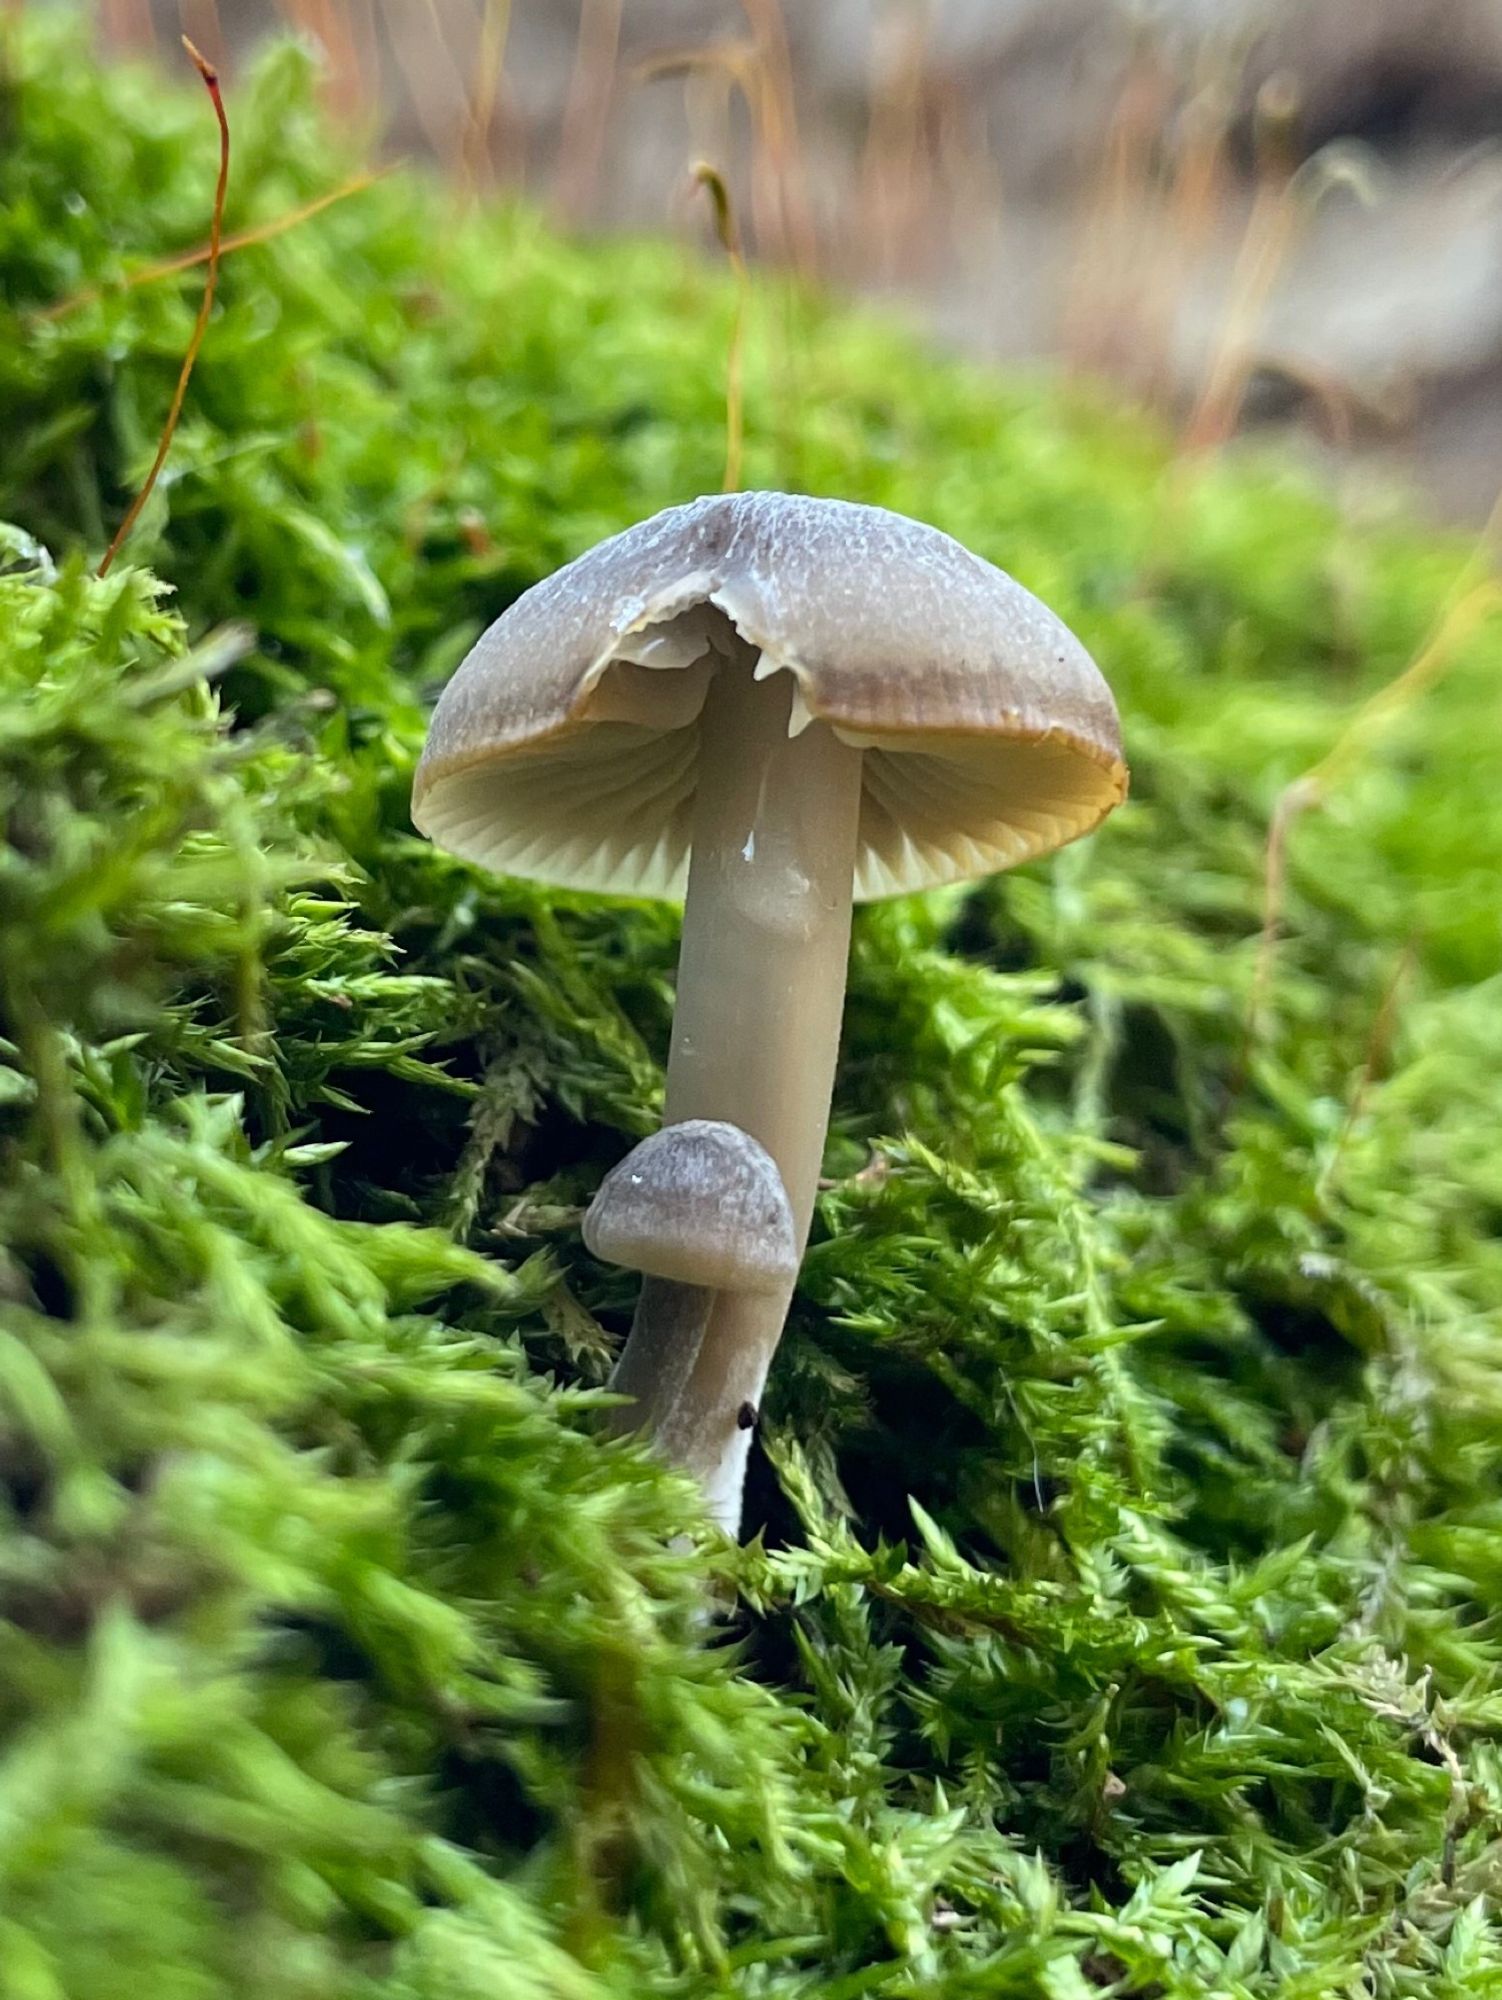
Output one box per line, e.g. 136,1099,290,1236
82,0,1502,521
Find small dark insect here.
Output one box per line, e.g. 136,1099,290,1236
736,1401,759,1431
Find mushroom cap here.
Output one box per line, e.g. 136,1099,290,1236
583,1119,798,1295
413,492,1126,901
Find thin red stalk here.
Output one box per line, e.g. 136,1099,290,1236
98,36,229,579
694,162,748,493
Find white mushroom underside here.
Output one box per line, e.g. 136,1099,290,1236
422,721,1105,901
419,615,1116,902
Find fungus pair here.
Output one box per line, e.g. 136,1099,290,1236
413,492,1125,1532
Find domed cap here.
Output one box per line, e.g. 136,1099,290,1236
413,491,1126,901
583,1119,797,1295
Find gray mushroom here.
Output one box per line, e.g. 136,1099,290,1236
414,492,1126,1531
583,1118,797,1521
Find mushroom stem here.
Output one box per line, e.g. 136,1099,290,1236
610,628,864,1527
607,1275,714,1458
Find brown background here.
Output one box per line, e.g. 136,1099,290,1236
89,0,1502,521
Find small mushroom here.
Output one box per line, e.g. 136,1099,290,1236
583,1118,797,1521
414,493,1126,1531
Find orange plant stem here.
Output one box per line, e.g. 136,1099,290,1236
694,162,748,494
38,171,383,326
98,37,229,579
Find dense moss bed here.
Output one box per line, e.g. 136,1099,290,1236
4,18,1502,1997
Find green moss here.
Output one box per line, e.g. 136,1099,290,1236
3,15,1502,1997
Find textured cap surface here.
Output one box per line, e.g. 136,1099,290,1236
413,492,1126,900
583,1119,797,1295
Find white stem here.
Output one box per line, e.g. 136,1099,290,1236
606,1275,714,1455
608,628,863,1529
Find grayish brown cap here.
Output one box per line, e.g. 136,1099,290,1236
583,1119,798,1295
412,492,1126,900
